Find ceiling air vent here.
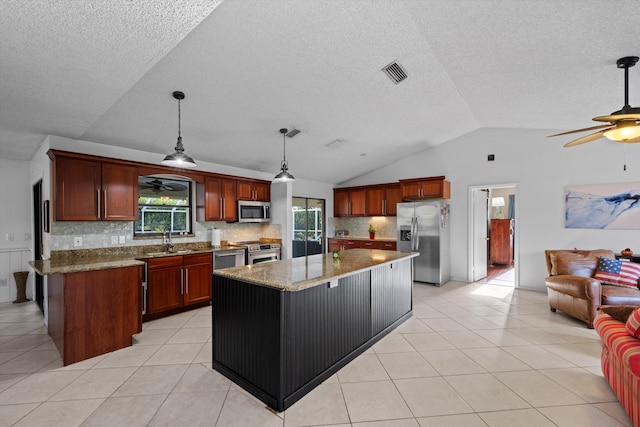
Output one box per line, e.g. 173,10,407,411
286,129,301,138
382,61,408,84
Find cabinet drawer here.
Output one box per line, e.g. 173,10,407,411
147,255,183,269
378,242,397,250
184,253,212,265
361,241,377,249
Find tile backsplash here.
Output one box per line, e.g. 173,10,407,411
49,221,281,253
331,217,397,239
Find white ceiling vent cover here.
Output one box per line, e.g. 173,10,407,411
382,61,408,84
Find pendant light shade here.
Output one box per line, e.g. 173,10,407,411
162,91,197,168
273,128,295,182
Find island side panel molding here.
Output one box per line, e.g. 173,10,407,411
283,271,371,397
212,276,283,407
47,274,65,360
371,261,413,336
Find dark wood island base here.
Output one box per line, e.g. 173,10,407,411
212,249,416,412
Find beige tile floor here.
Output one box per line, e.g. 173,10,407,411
0,281,633,426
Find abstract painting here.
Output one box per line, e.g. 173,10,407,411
565,182,640,229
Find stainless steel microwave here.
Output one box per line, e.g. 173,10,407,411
238,200,270,223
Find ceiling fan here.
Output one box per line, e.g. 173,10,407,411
550,56,640,147
140,178,187,193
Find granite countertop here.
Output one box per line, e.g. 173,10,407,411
29,244,244,275
213,248,417,292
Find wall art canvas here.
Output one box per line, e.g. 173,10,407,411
565,182,640,229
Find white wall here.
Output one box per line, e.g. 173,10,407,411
343,127,640,292
0,158,34,303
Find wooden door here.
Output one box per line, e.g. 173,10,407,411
101,163,138,221
334,189,350,217
236,180,254,200
221,178,237,221
253,181,270,201
366,187,385,216
385,184,402,216
204,177,223,221
490,219,513,265
147,263,184,314
53,157,101,221
183,254,212,305
349,189,366,216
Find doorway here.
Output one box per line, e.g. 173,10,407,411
32,180,44,312
291,197,325,258
468,184,518,287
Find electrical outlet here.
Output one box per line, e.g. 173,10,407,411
119,235,125,244
0,278,7,287
74,236,82,247
24,233,31,241
6,233,14,241
111,236,118,245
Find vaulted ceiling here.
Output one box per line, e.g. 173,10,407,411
2,0,640,184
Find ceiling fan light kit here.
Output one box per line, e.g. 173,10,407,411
162,91,197,169
273,128,295,183
551,56,640,148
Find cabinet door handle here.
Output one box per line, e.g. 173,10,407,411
220,198,223,219
348,201,351,216
180,268,184,295
185,269,189,294
96,189,101,219
103,189,107,218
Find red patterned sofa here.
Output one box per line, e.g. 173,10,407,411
594,310,640,427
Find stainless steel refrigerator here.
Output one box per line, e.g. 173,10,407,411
397,201,450,286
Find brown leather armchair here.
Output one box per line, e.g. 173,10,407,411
545,249,640,328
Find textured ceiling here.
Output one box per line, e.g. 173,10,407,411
2,0,640,184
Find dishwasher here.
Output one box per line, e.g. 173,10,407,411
213,248,246,270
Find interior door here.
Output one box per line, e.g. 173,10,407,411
292,197,325,258
472,188,489,281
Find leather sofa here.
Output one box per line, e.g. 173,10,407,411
544,249,640,328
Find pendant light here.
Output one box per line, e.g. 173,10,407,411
162,91,197,168
273,128,295,182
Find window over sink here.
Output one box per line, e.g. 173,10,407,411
134,176,193,237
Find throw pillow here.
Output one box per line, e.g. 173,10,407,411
626,308,640,339
553,251,600,277
594,257,640,288
598,305,638,323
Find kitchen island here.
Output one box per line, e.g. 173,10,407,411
212,249,417,412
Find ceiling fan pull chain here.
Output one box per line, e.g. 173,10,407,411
624,142,627,171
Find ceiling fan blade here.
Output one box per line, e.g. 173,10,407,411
563,130,606,147
593,113,640,122
548,124,613,137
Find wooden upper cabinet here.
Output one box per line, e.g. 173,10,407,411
49,152,137,221
400,176,450,200
197,177,237,222
365,184,402,216
101,163,138,221
237,179,270,202
334,188,365,217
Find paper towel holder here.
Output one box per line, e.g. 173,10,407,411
211,228,222,249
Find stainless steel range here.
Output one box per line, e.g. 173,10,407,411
231,241,281,265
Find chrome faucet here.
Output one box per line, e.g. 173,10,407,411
164,229,174,252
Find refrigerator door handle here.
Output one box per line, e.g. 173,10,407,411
414,217,420,250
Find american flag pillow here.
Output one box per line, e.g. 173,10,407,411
594,257,640,288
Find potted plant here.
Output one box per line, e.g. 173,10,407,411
368,224,376,239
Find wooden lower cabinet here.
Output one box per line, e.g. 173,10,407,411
145,253,212,320
47,265,142,366
328,238,396,252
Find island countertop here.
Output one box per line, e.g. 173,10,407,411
213,248,417,291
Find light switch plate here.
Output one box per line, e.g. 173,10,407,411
111,236,118,245
119,235,125,244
